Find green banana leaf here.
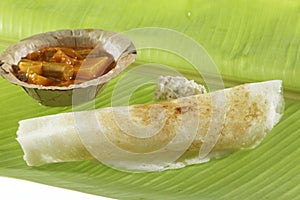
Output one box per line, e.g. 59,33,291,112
1,0,299,199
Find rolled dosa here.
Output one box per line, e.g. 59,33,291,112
16,80,284,172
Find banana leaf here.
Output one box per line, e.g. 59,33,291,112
0,0,299,199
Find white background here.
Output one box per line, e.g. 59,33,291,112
0,177,114,200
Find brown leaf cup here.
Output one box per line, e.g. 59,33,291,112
0,29,137,106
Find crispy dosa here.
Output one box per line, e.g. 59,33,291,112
16,80,284,171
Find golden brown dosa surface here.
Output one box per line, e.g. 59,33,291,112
17,80,284,171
